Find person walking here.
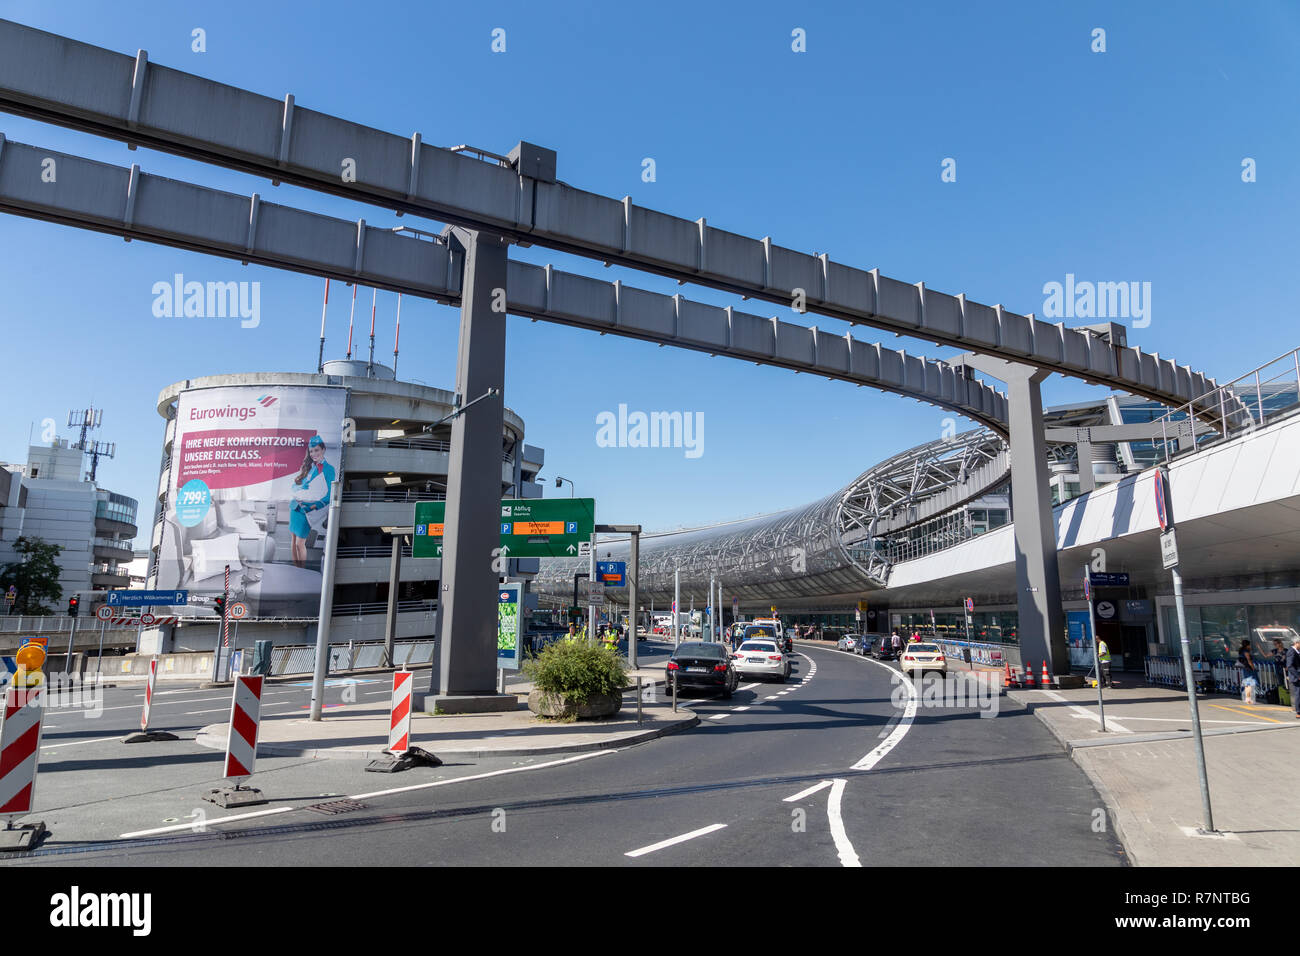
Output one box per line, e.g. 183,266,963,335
1237,639,1258,704
1097,638,1113,688
891,631,901,656
1285,636,1300,718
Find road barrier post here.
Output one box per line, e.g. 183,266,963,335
366,670,440,773
204,675,267,808
123,657,178,743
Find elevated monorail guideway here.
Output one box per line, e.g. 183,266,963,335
0,18,1220,416
0,136,1011,433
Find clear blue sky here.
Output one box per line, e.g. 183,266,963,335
0,0,1296,537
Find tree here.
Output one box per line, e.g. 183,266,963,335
0,536,64,615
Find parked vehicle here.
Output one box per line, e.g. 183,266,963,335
665,641,738,698
836,634,860,652
871,637,898,661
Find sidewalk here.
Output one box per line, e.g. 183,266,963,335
197,665,697,760
1010,685,1300,866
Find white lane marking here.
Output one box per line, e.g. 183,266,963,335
783,780,832,802
120,806,294,839
827,778,861,867
349,750,615,801
42,737,124,750
1040,689,1131,733
777,691,789,696
764,695,778,700
183,708,230,715
732,706,751,711
625,823,727,858
738,683,761,691
851,657,917,771
708,714,728,720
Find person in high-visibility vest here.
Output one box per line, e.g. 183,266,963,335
1097,639,1114,688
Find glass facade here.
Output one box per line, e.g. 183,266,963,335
1160,600,1300,660
892,610,1019,644
95,491,138,525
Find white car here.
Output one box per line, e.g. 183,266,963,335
899,642,947,677
732,639,790,682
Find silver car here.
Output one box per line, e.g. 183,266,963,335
732,640,790,682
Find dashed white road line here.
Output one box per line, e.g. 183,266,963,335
738,683,761,691
183,708,230,716
625,824,727,858
827,778,861,867
708,713,728,720
783,780,832,802
732,705,751,712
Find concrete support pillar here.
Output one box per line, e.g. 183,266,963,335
435,227,510,703
960,354,1067,674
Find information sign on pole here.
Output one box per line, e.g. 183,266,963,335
497,584,522,671
413,498,595,559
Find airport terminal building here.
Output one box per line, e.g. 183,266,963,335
535,362,1300,671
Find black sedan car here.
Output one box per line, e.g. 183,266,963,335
665,641,738,698
871,637,899,661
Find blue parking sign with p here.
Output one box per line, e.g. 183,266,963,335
566,521,577,534
416,524,427,536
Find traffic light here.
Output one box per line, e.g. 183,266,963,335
67,596,79,617
214,596,226,618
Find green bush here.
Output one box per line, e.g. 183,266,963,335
524,639,627,705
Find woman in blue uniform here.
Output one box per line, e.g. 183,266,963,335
290,435,335,567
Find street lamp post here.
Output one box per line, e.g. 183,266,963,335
554,476,575,497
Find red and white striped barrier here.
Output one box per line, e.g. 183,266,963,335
140,658,159,732
0,685,44,815
223,676,263,780
389,671,413,754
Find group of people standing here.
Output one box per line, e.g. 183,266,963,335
1236,637,1300,716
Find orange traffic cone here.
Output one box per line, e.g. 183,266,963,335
1041,661,1053,689
1004,661,1014,689
1023,664,1036,688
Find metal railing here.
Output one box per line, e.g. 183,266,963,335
1153,347,1300,464
1144,656,1284,696
337,545,415,559
340,489,445,503
272,639,437,675
331,599,436,617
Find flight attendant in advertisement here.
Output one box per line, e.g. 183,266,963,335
290,435,335,567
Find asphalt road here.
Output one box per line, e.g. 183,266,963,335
4,643,1125,866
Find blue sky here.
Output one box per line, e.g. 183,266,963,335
0,0,1296,536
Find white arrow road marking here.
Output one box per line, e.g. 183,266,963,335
828,779,860,867
852,659,917,771
625,824,727,858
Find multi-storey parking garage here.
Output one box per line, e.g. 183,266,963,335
147,361,544,651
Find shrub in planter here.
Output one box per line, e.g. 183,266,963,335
525,639,626,718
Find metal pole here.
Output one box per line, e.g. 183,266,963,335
587,532,597,643
628,530,639,669
383,534,401,667
636,676,642,725
1173,562,1215,832
63,614,78,673
96,618,104,675
309,481,344,720
1086,564,1106,732
317,277,329,373
708,574,715,643
674,568,681,647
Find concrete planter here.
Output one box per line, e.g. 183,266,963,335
528,689,622,719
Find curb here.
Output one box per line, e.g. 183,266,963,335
196,711,701,760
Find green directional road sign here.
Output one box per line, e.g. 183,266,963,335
413,498,595,559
